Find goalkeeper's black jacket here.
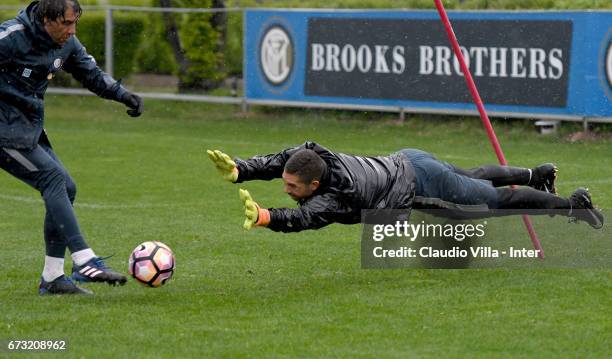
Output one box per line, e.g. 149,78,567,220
0,1,130,150
235,142,416,232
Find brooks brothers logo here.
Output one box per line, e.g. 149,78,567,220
606,41,612,88
260,26,293,85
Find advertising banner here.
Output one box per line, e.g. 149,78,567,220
245,10,612,119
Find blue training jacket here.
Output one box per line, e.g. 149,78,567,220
0,1,129,150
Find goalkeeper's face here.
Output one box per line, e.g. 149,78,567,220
282,171,320,201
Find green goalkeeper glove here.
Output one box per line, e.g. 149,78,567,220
207,149,238,182
239,189,270,230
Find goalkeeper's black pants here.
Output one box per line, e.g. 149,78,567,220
401,148,570,213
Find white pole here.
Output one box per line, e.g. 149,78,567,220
105,7,114,77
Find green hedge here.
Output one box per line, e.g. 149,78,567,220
224,11,243,76
145,7,243,78
133,12,176,75
180,0,225,89
76,12,145,79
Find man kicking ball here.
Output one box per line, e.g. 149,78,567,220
0,0,142,295
207,142,603,232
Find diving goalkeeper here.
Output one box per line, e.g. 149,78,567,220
207,142,603,232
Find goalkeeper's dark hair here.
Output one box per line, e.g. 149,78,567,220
284,149,327,184
35,0,82,23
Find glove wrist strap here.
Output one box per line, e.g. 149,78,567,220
255,208,270,227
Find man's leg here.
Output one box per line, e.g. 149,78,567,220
495,187,568,212
452,163,557,193
402,150,602,228
37,146,127,285
434,167,602,228
494,187,603,228
401,149,556,192
38,144,72,279
0,147,88,250
0,146,126,291
403,151,499,207
38,145,98,263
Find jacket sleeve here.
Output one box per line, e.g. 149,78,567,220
266,193,348,232
62,37,128,102
234,141,333,182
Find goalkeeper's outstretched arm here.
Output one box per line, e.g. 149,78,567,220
207,141,334,183
207,147,286,183
238,189,341,232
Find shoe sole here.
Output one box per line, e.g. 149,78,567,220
39,287,94,296
573,190,604,229
585,208,604,229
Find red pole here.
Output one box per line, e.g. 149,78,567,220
433,0,544,258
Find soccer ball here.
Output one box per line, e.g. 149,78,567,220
128,241,175,287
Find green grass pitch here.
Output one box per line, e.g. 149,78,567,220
0,95,610,357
